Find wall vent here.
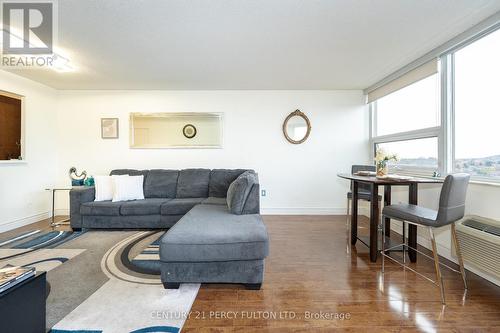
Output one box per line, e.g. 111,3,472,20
454,215,500,279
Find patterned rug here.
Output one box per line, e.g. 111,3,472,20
0,229,199,333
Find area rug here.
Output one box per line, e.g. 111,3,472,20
0,229,199,333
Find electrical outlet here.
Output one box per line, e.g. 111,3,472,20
261,189,267,197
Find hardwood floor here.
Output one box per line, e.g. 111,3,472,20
2,215,500,331
0,216,71,243
183,215,500,332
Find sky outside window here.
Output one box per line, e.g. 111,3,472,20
376,74,440,136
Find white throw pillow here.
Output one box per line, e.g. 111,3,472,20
112,175,145,202
94,176,114,201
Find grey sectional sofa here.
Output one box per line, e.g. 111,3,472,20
69,168,269,289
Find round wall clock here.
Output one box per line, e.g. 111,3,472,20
182,124,197,139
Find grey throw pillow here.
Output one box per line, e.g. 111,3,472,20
226,171,258,215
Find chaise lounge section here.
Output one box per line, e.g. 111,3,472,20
160,204,268,290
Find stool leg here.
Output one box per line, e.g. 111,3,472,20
451,223,468,290
402,222,407,264
429,227,446,305
379,199,383,229
382,217,386,273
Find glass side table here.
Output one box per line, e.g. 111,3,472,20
45,187,72,227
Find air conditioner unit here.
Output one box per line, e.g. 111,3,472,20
453,215,500,279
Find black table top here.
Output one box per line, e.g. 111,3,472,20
337,173,443,185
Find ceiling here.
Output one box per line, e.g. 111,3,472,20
5,0,500,90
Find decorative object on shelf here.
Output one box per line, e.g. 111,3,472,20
101,118,119,139
182,124,197,139
69,167,87,186
375,148,398,176
283,109,311,144
84,176,95,187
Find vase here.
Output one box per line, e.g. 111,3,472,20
377,163,388,176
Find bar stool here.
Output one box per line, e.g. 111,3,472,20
346,165,382,251
381,173,470,305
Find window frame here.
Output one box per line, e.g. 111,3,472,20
369,24,500,183
370,71,444,177
449,27,500,183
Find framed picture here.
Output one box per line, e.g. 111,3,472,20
101,118,119,139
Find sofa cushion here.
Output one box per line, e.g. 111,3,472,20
208,169,247,198
110,169,149,186
144,170,179,198
161,198,205,215
176,169,210,198
226,171,258,215
121,198,171,216
110,169,148,177
202,197,227,205
81,201,122,216
160,204,269,262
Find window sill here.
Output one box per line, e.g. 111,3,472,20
0,160,27,165
468,179,500,187
394,173,500,188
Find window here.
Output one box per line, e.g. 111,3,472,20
453,28,500,180
0,93,23,161
375,137,439,176
375,74,440,136
370,61,441,176
369,26,500,182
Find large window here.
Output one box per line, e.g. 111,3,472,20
376,137,439,175
370,26,500,182
371,65,441,176
375,74,440,136
454,28,500,180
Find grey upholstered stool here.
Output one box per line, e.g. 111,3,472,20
381,173,470,304
346,165,382,251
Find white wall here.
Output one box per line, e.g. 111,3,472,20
2,76,500,286
0,70,59,232
55,90,370,214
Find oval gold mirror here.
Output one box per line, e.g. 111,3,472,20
283,110,311,144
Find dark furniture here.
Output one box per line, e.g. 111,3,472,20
382,174,470,304
345,165,382,252
0,272,46,333
70,168,269,289
70,168,259,230
338,173,443,262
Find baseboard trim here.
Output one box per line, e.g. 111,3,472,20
261,207,369,216
55,209,69,216
0,212,50,233
261,207,343,215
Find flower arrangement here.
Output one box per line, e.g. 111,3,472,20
375,148,398,176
